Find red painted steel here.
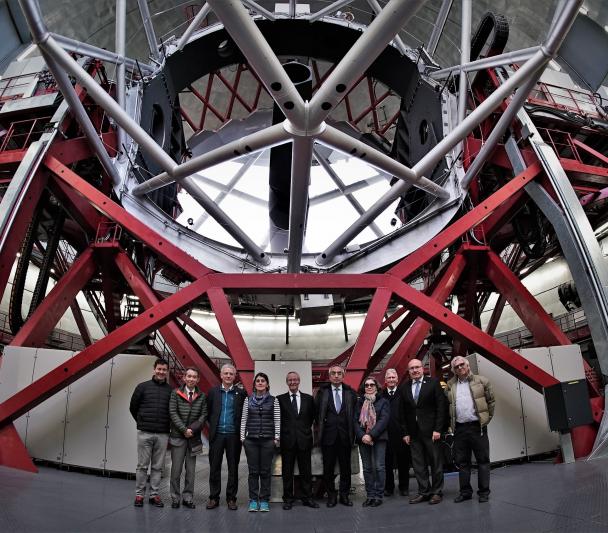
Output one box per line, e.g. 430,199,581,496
10,247,97,347
206,287,254,392
389,162,543,280
388,276,559,392
209,272,384,291
180,313,229,356
484,250,571,346
113,248,220,390
0,276,211,427
0,423,37,473
389,253,468,377
343,287,392,387
44,156,211,279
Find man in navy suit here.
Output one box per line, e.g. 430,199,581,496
399,358,447,505
277,371,319,510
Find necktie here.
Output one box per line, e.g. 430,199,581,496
188,391,193,402
413,381,421,403
291,393,298,414
334,387,341,413
389,390,394,397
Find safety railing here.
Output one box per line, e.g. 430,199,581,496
0,116,52,153
528,81,602,118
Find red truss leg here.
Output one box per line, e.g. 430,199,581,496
343,287,392,388
112,248,219,390
0,423,37,473
207,287,254,392
389,162,542,280
70,301,93,347
10,247,97,347
483,249,570,346
388,277,558,392
388,253,468,377
0,276,211,428
44,156,210,279
0,168,47,302
180,313,229,356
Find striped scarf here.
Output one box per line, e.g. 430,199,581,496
358,392,377,433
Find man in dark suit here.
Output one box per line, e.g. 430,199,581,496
205,363,246,511
278,371,319,510
381,368,410,497
315,365,357,508
399,358,447,505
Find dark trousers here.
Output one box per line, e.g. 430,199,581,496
454,422,490,497
410,435,444,496
385,438,410,493
244,437,275,502
281,445,313,502
359,441,386,499
322,443,352,497
208,433,241,501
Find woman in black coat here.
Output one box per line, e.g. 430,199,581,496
355,377,390,507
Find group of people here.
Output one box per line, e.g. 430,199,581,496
129,354,495,512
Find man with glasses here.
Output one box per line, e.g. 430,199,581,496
445,356,495,503
399,358,447,505
315,365,357,507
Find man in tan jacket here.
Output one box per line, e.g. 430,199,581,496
445,356,495,503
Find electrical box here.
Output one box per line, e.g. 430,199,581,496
543,380,593,431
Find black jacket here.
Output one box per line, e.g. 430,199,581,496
354,395,390,443
315,383,357,446
206,384,246,443
381,388,404,446
398,377,446,438
129,377,172,433
278,391,315,450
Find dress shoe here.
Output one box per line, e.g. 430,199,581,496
206,498,219,510
339,495,353,507
371,499,383,507
362,498,374,507
149,496,164,508
171,501,180,509
409,494,428,504
182,500,195,509
227,499,238,510
134,496,144,507
428,494,442,505
384,489,394,497
399,489,409,497
479,495,489,503
326,495,337,508
282,501,293,510
454,494,472,503
302,499,319,508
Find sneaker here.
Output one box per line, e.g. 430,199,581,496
248,500,259,512
149,495,164,507
134,496,144,507
259,501,270,512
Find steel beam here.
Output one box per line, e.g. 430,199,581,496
10,247,97,347
457,0,471,124
180,313,229,355
206,287,254,392
208,272,385,291
0,276,211,427
44,156,211,279
309,0,354,22
242,0,276,20
344,287,392,388
0,423,37,472
389,252,467,377
208,0,304,128
388,277,558,392
427,0,453,56
388,162,542,280
484,249,571,346
113,249,220,390
176,3,211,51
115,0,127,157
137,0,161,61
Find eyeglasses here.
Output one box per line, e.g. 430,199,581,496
364,383,376,388
454,363,466,369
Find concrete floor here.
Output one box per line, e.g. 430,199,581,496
1,455,608,532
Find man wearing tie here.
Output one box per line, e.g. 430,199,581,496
381,368,410,497
315,365,357,507
277,371,319,510
399,358,447,505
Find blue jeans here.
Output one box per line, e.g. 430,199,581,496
359,441,386,499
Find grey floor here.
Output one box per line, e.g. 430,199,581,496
1,455,608,533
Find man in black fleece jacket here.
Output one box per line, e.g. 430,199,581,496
129,358,172,508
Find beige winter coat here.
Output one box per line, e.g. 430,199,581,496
445,374,495,431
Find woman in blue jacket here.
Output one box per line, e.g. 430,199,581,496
355,377,390,507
